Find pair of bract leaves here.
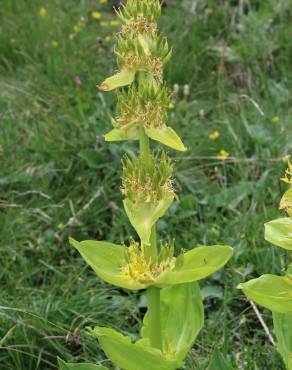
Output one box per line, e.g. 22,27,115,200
239,272,292,370
70,238,233,290
123,196,173,246
239,210,292,370
239,216,292,314
59,282,204,370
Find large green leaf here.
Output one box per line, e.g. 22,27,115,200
69,238,145,290
238,274,292,313
90,327,179,370
104,126,139,142
145,126,187,152
123,197,174,245
98,69,136,91
273,312,292,370
58,358,108,370
265,218,292,250
141,282,204,364
155,245,233,287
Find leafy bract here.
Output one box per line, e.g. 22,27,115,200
105,125,186,152
90,327,179,370
141,282,204,363
155,245,233,287
58,358,108,370
69,238,145,290
71,239,233,290
273,312,292,370
145,126,187,152
104,126,138,142
123,197,174,245
238,274,292,313
98,69,135,91
265,217,292,250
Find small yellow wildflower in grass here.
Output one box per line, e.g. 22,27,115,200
217,149,230,161
239,88,247,94
99,0,108,4
272,116,280,124
168,103,175,109
209,131,220,140
100,21,109,27
39,7,47,17
110,19,120,26
92,11,102,20
210,226,219,236
74,24,81,33
51,40,58,47
105,35,112,42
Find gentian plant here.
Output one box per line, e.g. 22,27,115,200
239,161,292,370
59,1,233,369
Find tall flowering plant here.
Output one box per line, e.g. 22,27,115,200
59,1,233,369
239,161,292,370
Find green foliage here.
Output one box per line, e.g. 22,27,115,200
240,161,292,368
238,274,292,313
141,282,204,363
207,349,234,370
58,358,108,370
90,327,180,370
265,218,292,250
273,313,292,370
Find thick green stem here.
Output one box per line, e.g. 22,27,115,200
139,125,150,162
146,286,162,350
138,68,161,350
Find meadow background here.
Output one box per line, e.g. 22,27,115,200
0,0,292,369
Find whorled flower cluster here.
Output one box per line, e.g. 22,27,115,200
121,151,174,205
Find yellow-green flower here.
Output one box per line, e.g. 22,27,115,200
39,7,47,17
209,131,220,140
272,116,280,124
74,24,81,33
110,19,120,26
92,11,102,20
99,0,108,3
51,40,58,47
100,21,109,27
217,149,230,161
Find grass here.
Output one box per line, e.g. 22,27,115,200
0,0,291,369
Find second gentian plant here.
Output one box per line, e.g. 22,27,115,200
59,1,233,369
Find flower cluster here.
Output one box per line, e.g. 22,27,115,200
121,240,178,284
121,152,174,205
